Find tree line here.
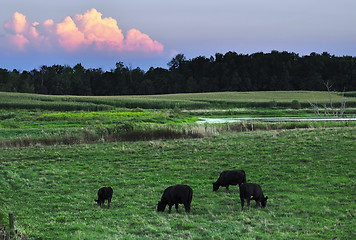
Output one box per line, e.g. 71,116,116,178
1,51,355,95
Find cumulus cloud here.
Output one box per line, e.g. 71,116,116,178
4,12,30,50
125,29,164,53
56,16,85,51
4,12,27,34
2,8,164,54
74,8,124,51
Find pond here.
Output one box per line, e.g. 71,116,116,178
196,117,356,124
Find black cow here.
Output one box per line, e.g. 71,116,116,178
157,185,193,213
95,187,113,208
212,170,246,191
239,183,268,210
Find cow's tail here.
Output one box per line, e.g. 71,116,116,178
188,188,193,203
241,170,247,183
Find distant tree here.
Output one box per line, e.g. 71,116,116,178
88,68,104,95
126,67,145,94
112,62,128,95
168,54,186,70
145,67,171,94
71,64,91,95
0,68,10,91
17,71,33,93
1,51,356,96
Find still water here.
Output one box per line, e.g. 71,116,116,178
196,117,356,124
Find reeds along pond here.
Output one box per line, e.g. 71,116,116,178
1,120,354,149
0,124,204,148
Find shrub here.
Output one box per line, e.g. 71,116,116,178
268,100,277,108
291,100,301,109
114,121,135,133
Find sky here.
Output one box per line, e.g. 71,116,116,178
1,0,355,71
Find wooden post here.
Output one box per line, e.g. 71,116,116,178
0,224,6,240
9,213,14,240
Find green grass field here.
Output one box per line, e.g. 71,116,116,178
0,91,355,239
1,127,355,239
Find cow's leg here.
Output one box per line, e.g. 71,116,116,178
168,204,172,213
175,203,179,213
246,198,251,210
240,198,245,210
255,201,260,208
184,203,190,213
226,186,229,191
108,198,111,209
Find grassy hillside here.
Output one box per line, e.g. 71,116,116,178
2,91,356,110
0,91,355,239
0,127,355,239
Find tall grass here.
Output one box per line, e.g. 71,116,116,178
1,120,354,149
0,124,204,148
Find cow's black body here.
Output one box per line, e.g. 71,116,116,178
213,170,246,191
239,183,268,210
95,187,113,208
157,185,193,213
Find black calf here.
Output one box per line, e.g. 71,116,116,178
95,187,113,208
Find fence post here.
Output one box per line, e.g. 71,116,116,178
0,220,6,240
9,213,14,240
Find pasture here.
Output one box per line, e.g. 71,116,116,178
0,91,355,239
0,127,355,239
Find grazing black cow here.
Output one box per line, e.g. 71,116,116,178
212,170,246,192
239,183,268,210
157,185,193,213
95,187,113,208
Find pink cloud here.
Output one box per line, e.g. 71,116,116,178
30,22,40,38
74,8,124,50
2,8,164,54
43,19,54,27
4,12,27,34
8,34,29,50
3,12,30,50
56,16,85,51
125,29,164,53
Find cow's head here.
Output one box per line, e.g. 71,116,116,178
261,196,268,208
157,201,166,212
212,182,220,192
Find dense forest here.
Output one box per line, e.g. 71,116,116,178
1,51,355,95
